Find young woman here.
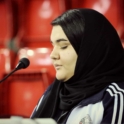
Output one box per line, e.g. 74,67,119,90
30,9,124,124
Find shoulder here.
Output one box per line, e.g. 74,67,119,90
37,83,54,105
30,83,54,118
103,82,124,104
101,82,124,124
105,82,124,96
44,83,54,95
66,82,124,124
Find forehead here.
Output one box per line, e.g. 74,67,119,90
50,25,68,42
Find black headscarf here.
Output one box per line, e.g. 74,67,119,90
33,9,124,118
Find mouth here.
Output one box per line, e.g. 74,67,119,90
54,64,62,70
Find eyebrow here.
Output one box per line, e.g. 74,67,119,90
50,38,68,43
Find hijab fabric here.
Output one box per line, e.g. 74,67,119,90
32,9,124,118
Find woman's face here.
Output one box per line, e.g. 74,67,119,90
50,25,78,82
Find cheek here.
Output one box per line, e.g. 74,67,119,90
61,52,71,62
61,52,77,65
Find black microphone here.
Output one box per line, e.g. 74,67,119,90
0,58,30,83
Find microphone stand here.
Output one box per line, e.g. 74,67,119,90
0,68,18,83
0,58,30,83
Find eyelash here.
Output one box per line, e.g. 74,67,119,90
61,46,68,49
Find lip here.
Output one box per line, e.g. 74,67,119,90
54,64,62,70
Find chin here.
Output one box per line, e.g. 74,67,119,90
56,74,66,82
56,77,69,82
56,77,65,82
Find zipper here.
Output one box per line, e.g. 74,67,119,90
57,105,81,123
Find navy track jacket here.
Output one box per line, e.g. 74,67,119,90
31,82,124,124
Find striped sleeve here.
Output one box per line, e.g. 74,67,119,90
101,82,124,124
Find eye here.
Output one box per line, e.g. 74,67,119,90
61,46,68,49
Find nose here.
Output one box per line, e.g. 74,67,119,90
50,47,59,60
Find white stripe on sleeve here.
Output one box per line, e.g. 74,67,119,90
106,89,118,124
106,83,124,124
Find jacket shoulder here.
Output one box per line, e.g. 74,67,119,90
101,82,124,123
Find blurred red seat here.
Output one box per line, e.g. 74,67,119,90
8,72,45,117
0,49,11,74
24,0,66,40
16,47,55,79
